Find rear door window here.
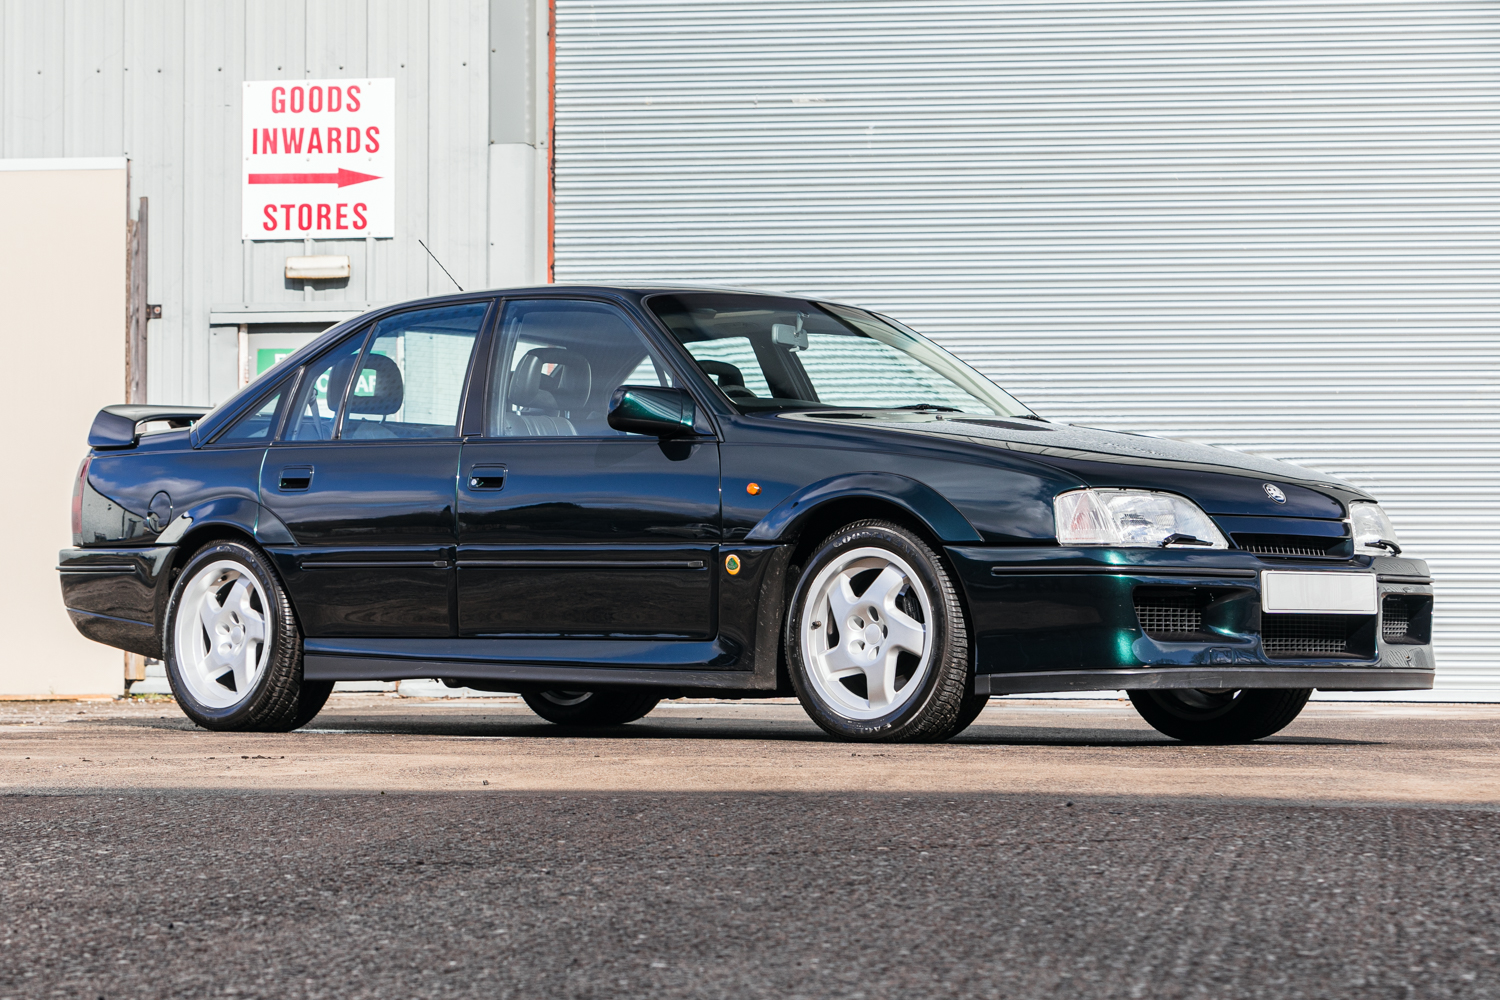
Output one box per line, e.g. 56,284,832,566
283,334,368,442
213,386,287,444
341,303,489,440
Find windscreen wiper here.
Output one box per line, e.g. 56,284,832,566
1161,533,1215,548
889,403,963,412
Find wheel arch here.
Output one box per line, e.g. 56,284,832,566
776,495,951,576
156,497,294,626
749,477,983,694
746,473,982,551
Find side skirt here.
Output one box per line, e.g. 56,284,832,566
301,635,775,691
305,655,766,691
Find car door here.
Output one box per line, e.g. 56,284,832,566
259,299,494,637
455,297,721,637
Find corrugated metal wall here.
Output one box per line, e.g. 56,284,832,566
0,0,491,407
554,1,1500,697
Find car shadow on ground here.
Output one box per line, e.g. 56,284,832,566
952,730,1378,747
91,713,1381,747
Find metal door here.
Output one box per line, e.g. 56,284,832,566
260,301,492,636
456,298,721,637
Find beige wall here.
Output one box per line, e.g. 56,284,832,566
0,163,128,695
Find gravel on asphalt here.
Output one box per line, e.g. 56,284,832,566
3,696,1499,999
3,791,1498,1000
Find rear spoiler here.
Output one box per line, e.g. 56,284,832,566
88,404,210,449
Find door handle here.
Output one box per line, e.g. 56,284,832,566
467,464,507,490
278,465,314,491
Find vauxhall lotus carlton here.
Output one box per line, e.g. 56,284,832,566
59,287,1434,742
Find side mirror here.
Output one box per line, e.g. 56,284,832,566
607,385,697,438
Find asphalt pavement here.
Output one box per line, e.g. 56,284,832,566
3,695,1500,999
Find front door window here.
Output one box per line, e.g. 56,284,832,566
488,299,676,438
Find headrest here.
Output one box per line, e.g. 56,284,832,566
696,359,746,388
511,348,591,411
335,353,404,415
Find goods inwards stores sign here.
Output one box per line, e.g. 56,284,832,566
242,79,394,239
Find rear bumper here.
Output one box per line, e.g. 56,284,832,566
57,546,173,658
948,546,1436,693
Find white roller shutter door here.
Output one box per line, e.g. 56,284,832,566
554,1,1500,698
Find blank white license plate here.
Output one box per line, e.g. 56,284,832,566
1261,571,1378,615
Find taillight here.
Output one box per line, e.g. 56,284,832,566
71,456,90,545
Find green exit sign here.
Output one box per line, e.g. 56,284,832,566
256,348,295,375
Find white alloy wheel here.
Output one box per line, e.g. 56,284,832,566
539,690,592,707
799,546,934,721
171,559,272,709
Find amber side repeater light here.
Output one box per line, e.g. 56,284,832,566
746,482,761,495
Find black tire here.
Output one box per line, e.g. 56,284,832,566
1128,688,1312,744
289,681,335,729
943,690,991,739
785,520,971,742
521,689,661,726
163,540,318,732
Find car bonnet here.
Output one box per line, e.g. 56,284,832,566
796,412,1363,519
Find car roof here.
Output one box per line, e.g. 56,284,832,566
437,282,818,300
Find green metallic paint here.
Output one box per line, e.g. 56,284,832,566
606,386,697,438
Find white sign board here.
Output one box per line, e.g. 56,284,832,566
242,79,395,240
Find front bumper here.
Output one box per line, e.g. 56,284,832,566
947,546,1435,694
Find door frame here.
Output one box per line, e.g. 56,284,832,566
459,291,724,442
452,293,725,639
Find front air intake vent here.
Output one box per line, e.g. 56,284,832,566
1262,614,1373,659
1383,602,1410,642
1382,594,1433,645
1134,587,1213,640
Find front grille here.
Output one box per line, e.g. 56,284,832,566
1134,587,1213,640
1262,614,1367,658
1233,532,1347,558
1240,542,1332,558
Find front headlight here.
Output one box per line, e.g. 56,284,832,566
1349,501,1401,555
1055,489,1229,549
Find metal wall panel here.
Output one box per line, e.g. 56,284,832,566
427,1,492,295
0,0,493,406
554,1,1500,696
370,0,433,306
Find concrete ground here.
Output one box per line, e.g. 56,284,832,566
3,695,1500,998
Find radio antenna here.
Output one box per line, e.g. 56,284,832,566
418,238,463,291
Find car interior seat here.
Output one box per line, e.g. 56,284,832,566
695,359,757,400
338,354,405,438
505,347,593,436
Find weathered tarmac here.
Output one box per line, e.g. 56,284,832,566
3,695,1500,998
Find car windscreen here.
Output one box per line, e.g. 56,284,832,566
646,293,1031,417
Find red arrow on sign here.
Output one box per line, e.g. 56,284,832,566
247,167,380,188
